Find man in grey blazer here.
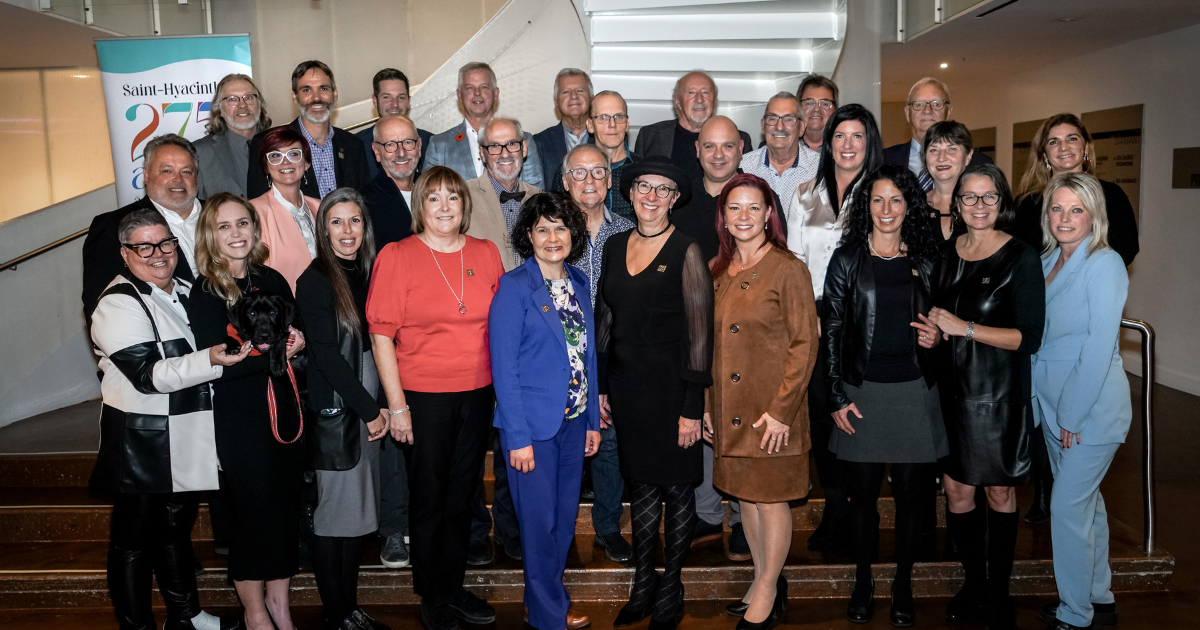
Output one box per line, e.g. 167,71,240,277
424,62,544,189
633,71,752,186
194,73,271,198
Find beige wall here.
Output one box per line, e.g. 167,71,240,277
213,0,506,129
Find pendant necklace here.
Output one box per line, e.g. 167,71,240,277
428,240,467,314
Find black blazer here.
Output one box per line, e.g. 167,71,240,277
822,244,937,411
247,118,371,199
295,265,382,471
356,124,433,181
1010,178,1139,266
634,118,753,167
81,196,197,317
533,122,590,191
360,169,415,247
883,139,994,169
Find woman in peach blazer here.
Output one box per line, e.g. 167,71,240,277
251,126,321,291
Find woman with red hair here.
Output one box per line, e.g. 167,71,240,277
250,126,321,292
704,173,819,630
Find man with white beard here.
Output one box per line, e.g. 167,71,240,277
194,73,271,198
633,71,752,185
739,92,818,219
246,60,370,199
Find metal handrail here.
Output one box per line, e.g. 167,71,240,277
1120,318,1156,554
344,117,379,133
1,228,89,272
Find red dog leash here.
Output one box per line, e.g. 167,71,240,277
227,324,304,444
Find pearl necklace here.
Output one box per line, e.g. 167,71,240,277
869,235,903,260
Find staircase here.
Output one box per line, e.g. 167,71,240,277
583,0,848,146
0,402,1175,610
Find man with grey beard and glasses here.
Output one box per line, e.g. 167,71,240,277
246,60,369,199
633,71,752,186
739,92,818,219
194,73,271,198
362,116,422,248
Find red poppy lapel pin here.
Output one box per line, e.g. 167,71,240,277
455,132,465,142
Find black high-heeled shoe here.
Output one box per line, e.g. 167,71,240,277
615,572,660,627
846,578,875,624
729,574,787,619
726,600,749,617
890,581,915,628
735,585,786,630
648,579,684,630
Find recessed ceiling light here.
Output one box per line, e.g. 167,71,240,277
1057,16,1080,22
940,63,949,68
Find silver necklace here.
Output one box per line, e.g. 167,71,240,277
427,241,466,314
869,235,903,260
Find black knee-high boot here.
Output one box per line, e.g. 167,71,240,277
986,508,1019,630
1026,436,1053,524
945,505,987,622
651,484,695,628
615,482,662,627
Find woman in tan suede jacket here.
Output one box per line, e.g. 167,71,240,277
703,174,819,630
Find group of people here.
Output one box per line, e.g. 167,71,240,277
82,57,1139,630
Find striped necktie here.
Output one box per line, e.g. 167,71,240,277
918,168,934,192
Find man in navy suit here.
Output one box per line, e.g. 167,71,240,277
882,77,991,191
424,62,545,189
355,68,432,180
362,115,422,249
533,68,592,191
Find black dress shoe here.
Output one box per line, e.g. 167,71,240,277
1045,620,1092,630
165,613,244,630
689,519,724,547
890,582,915,628
322,613,367,630
726,523,751,561
448,589,496,625
465,537,494,566
1040,601,1114,627
352,607,392,630
595,532,634,563
420,601,458,630
846,579,874,624
499,534,523,561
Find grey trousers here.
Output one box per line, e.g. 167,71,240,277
695,441,740,526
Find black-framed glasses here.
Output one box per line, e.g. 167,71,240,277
592,113,629,125
567,166,609,181
122,237,179,258
221,94,259,106
763,113,799,126
633,180,677,198
958,192,1001,207
800,98,835,112
374,139,419,153
908,99,949,112
266,149,305,165
482,140,523,155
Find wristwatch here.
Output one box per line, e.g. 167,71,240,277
965,321,976,341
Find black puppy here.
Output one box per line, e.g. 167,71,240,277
226,291,295,377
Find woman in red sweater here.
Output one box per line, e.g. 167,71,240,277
367,166,505,630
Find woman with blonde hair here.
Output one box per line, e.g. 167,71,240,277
186,193,308,630
1031,172,1129,630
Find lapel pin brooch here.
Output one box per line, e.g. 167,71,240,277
657,265,667,272
542,305,551,312
982,277,991,284
455,133,465,142
467,269,475,276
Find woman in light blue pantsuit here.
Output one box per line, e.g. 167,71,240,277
1030,173,1130,630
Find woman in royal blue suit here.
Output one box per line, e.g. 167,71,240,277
489,192,603,630
1031,173,1130,630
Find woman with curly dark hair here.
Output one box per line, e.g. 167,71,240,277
824,164,948,626
489,192,602,630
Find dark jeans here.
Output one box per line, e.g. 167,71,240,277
108,492,202,630
588,422,624,536
470,432,521,545
405,387,494,604
379,435,410,539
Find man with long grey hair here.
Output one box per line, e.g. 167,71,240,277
195,73,271,198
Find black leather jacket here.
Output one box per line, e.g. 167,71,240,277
822,244,937,411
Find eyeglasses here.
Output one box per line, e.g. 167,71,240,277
591,113,629,125
483,140,523,155
958,192,1001,207
122,237,179,258
567,166,609,181
266,149,305,165
374,139,419,153
633,180,677,198
763,114,799,126
908,99,949,112
801,98,835,112
221,94,259,106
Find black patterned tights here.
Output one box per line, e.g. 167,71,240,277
627,481,696,621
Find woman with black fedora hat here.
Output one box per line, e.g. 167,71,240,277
598,155,714,630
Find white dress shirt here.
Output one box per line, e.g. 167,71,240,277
786,178,857,300
464,119,486,177
150,198,201,277
400,189,413,208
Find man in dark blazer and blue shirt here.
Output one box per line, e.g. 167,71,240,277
355,68,432,180
882,77,991,191
634,71,752,186
533,68,592,191
247,60,370,199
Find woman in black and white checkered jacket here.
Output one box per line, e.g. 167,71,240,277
90,207,249,630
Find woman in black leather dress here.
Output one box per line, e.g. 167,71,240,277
925,164,1045,630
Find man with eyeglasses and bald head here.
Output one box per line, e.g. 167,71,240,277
883,77,991,191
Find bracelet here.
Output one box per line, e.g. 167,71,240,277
965,321,976,340
388,406,410,416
